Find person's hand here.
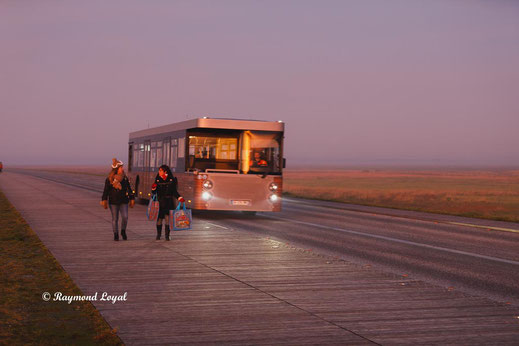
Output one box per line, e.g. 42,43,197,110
178,197,185,203
100,200,108,209
151,183,157,190
129,200,135,208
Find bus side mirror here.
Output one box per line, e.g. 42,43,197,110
283,158,286,168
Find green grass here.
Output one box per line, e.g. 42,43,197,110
283,170,519,223
0,190,123,345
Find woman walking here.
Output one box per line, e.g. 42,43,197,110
101,158,135,241
152,164,184,241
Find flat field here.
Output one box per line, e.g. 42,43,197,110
10,165,519,223
283,168,519,223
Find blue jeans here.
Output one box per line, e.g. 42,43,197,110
109,203,128,233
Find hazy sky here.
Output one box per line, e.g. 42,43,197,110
1,0,518,166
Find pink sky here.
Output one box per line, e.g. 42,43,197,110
1,0,518,166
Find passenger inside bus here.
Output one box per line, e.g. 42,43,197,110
195,147,205,159
250,151,268,168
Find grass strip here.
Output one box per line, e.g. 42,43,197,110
0,190,123,345
283,171,519,223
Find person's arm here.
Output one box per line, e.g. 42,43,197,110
126,178,135,200
100,178,110,208
102,178,110,200
171,177,184,202
125,178,135,207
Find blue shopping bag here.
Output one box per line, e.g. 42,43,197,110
169,202,192,231
146,194,159,221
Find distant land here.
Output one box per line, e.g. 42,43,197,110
4,164,519,223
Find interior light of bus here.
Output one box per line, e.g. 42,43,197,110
241,131,251,174
269,194,279,202
203,180,213,189
269,182,278,191
277,120,283,123
202,191,213,201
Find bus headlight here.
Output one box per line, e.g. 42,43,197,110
203,180,213,189
269,194,279,203
268,182,278,191
202,191,213,201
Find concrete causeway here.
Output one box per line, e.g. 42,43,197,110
1,171,518,345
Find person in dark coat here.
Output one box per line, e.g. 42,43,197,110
152,164,184,241
101,158,135,241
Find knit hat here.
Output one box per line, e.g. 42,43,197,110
111,158,124,169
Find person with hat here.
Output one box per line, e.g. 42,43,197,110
101,158,135,241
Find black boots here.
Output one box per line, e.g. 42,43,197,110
156,224,162,240
114,230,127,241
165,226,170,241
156,225,170,241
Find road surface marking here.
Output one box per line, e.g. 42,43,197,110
284,198,519,234
206,222,229,230
263,214,519,267
447,222,519,234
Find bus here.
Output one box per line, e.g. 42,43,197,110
127,118,285,212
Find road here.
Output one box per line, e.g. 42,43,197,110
10,168,519,306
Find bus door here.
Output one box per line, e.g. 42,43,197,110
128,143,133,173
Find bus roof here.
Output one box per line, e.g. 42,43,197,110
129,118,284,139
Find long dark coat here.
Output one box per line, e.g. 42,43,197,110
152,174,180,218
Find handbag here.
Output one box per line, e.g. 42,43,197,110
170,202,192,231
146,194,160,221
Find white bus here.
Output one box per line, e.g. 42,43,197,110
128,118,285,212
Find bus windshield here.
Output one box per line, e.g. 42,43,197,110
187,129,283,174
245,131,282,175
188,131,240,171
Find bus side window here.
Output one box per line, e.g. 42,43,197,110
163,139,170,169
170,139,178,170
178,138,185,158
